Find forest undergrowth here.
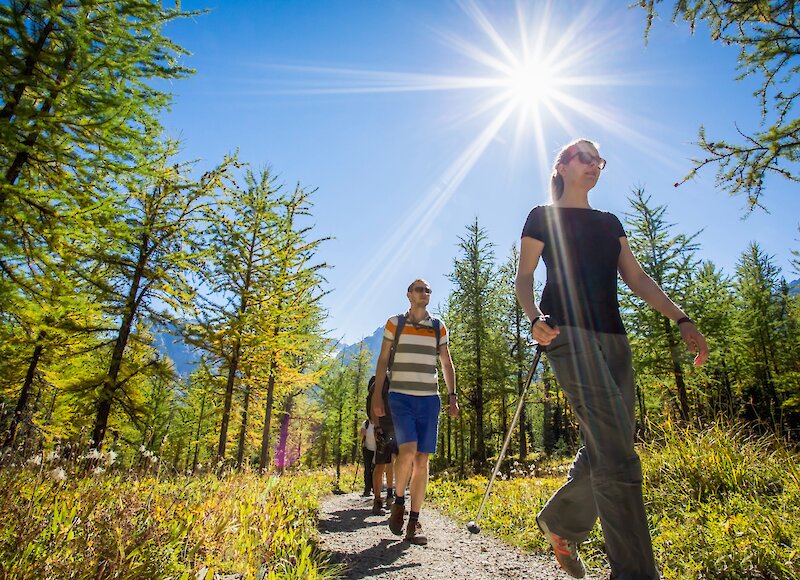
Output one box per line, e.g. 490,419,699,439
0,421,797,579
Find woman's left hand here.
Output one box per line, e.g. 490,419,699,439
679,322,709,366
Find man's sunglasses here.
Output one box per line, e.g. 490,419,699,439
412,287,432,294
563,150,606,170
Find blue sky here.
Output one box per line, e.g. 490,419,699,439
161,0,799,344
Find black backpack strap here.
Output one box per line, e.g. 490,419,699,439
431,317,441,356
388,313,405,373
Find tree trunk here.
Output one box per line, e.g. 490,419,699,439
91,236,148,450
3,45,74,204
235,385,250,468
3,335,45,448
260,361,278,470
192,390,207,472
259,327,280,468
663,318,690,421
275,397,293,473
217,339,241,460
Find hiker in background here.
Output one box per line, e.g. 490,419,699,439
516,138,708,579
372,278,459,545
359,416,376,497
367,375,398,515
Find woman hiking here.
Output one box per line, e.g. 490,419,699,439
515,138,709,579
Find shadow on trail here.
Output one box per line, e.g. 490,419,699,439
318,498,386,534
326,537,417,579
320,499,419,578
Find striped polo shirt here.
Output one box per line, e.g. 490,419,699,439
384,314,448,396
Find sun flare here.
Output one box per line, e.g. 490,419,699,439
505,60,557,106
260,0,650,312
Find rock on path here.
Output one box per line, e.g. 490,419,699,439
318,492,600,579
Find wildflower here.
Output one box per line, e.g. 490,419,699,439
149,455,158,463
92,466,105,475
46,450,60,462
49,467,67,482
139,445,146,453
84,448,101,461
196,463,203,470
27,455,42,466
105,450,117,465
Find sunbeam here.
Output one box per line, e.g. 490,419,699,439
248,0,668,321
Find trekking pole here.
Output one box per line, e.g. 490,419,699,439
467,343,546,535
352,458,360,491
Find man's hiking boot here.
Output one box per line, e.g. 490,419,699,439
536,516,585,579
388,502,404,536
404,519,427,545
372,498,385,515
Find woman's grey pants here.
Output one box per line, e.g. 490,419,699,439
538,326,659,580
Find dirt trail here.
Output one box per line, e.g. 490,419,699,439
318,492,601,579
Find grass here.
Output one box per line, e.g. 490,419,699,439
427,421,800,579
0,463,351,579
2,422,797,579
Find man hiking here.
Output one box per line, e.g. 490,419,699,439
371,278,459,545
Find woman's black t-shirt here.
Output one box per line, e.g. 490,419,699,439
521,205,627,335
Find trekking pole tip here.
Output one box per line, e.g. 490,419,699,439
466,521,481,534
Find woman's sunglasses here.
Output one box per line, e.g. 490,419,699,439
563,150,606,170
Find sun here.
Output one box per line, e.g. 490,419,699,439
505,60,557,107
262,1,643,304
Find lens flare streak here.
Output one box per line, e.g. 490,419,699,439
249,0,659,325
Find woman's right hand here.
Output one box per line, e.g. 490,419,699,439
531,316,560,346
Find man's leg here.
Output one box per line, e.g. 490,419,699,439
388,442,416,534
393,442,416,503
409,451,429,513
405,452,431,543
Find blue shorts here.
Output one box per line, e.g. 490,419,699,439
387,392,441,454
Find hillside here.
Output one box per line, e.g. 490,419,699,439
153,324,198,379
338,325,383,373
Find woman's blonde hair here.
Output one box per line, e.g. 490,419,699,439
549,138,600,202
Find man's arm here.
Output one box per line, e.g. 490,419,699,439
439,344,459,418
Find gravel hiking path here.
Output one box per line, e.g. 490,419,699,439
318,492,602,580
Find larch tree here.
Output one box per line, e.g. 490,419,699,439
639,0,800,211
497,244,537,459
88,155,231,451
621,187,702,421
733,242,790,428
191,167,281,462
447,218,498,462
0,0,196,215
257,180,329,470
